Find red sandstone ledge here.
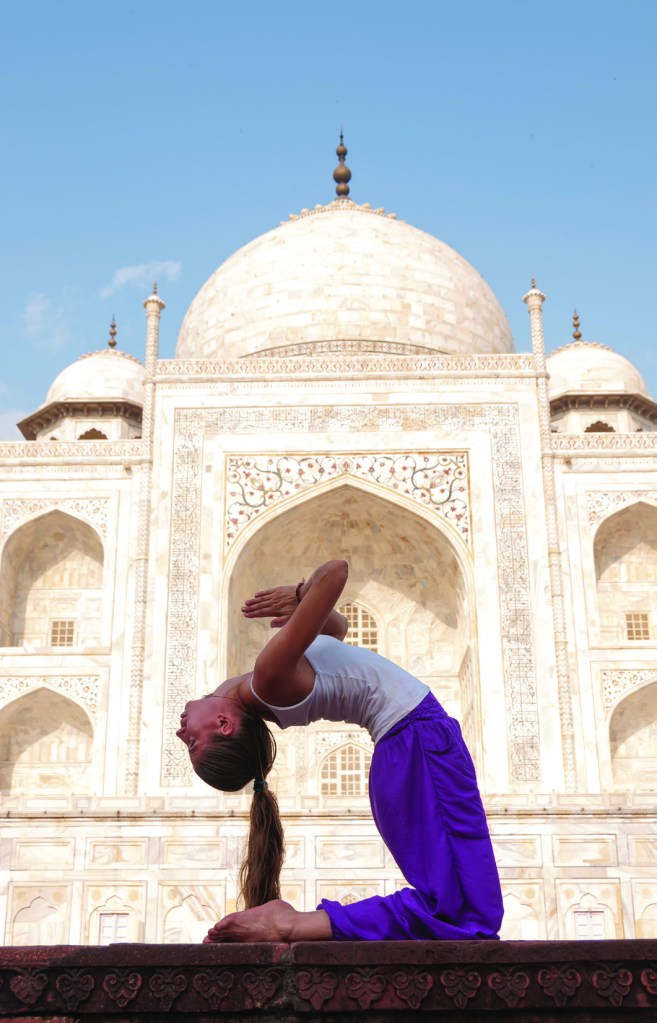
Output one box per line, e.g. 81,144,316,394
0,939,655,1021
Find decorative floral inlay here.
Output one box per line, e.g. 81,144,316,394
0,676,100,721
0,497,110,540
225,453,470,549
586,490,657,525
601,668,657,717
641,966,657,995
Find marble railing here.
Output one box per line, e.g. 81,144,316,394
0,939,654,1020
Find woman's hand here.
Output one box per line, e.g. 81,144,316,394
242,585,298,628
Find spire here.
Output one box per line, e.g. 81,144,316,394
108,317,117,348
572,309,582,341
333,132,351,197
153,280,158,295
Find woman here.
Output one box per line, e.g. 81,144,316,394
176,559,503,942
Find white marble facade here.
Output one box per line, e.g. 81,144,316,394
0,197,655,945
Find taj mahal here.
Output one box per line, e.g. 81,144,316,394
1,141,655,946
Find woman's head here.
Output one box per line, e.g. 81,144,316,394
190,708,277,792
178,700,284,909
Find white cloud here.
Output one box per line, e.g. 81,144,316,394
100,260,182,299
22,291,75,351
0,411,29,441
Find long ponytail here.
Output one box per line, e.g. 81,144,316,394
191,711,285,909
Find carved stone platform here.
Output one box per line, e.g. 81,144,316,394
0,940,655,1021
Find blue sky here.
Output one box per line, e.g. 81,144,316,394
1,0,655,438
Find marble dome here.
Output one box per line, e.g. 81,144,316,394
45,349,145,407
175,200,514,359
546,341,648,400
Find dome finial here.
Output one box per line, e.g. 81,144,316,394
572,309,582,341
153,280,158,295
108,317,117,349
333,132,351,197
531,276,536,289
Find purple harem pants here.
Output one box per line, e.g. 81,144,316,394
319,692,504,940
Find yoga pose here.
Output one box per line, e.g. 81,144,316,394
177,559,503,942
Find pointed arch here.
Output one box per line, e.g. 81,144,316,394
319,741,372,798
0,510,104,648
221,479,483,778
593,501,657,646
0,687,93,795
609,680,657,790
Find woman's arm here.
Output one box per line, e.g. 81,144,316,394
251,560,349,706
242,582,348,639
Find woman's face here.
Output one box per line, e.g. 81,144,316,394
176,695,238,758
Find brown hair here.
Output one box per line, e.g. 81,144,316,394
191,711,285,909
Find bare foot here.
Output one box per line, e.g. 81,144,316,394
203,899,331,943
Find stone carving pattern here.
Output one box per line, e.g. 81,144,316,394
0,440,143,460
102,969,142,1008
158,353,536,377
391,970,433,1009
345,968,386,1008
9,969,48,1005
439,968,481,1008
55,969,95,1011
537,966,581,1007
192,969,234,1009
164,404,539,785
488,967,530,1008
0,676,99,721
148,969,188,1011
641,967,657,995
551,433,657,451
586,490,657,524
243,969,282,1008
592,965,633,1007
296,968,338,1009
226,452,470,550
601,668,657,716
0,497,109,540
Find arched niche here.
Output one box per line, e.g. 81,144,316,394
11,894,67,945
500,892,541,940
609,680,657,789
225,482,478,757
594,502,657,645
0,688,93,796
0,510,104,649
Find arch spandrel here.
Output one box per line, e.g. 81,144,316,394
223,452,472,560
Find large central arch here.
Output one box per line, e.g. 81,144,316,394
225,481,481,765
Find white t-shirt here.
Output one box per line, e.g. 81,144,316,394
250,634,429,744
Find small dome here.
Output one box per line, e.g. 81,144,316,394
546,341,648,400
45,349,145,407
176,200,514,359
